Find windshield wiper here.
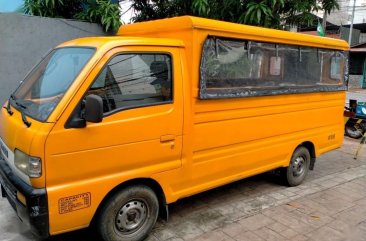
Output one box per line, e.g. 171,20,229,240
4,94,14,116
20,109,32,128
12,96,32,128
19,106,31,128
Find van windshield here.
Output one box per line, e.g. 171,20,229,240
11,47,95,122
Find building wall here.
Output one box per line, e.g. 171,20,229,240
360,33,366,43
0,13,106,105
349,75,364,89
340,27,361,46
315,0,366,26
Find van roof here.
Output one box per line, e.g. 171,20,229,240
118,16,349,51
58,36,185,49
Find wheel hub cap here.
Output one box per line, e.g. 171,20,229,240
115,200,147,234
292,156,305,177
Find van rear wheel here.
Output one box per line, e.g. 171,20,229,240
282,146,310,186
97,185,159,241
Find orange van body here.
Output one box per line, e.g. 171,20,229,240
0,16,348,238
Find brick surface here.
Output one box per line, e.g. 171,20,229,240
222,222,247,238
279,228,299,239
306,226,345,241
253,227,285,241
290,234,309,241
266,222,287,233
192,230,234,241
0,137,366,241
232,231,264,241
237,214,274,231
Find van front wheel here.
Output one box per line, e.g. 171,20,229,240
98,185,159,241
282,146,310,186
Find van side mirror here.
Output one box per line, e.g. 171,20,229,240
84,94,103,123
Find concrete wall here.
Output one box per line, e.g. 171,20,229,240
340,27,360,46
348,75,363,89
0,13,106,105
360,33,366,44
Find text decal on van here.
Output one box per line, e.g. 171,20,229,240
58,193,91,214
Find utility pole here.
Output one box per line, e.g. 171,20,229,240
348,0,356,45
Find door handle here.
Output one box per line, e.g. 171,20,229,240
160,135,175,143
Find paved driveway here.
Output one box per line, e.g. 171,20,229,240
1,137,366,241
346,90,366,103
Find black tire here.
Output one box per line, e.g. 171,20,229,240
345,125,363,139
282,146,311,187
97,185,159,241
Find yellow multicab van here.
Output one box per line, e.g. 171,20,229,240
0,16,349,241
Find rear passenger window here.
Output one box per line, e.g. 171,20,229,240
199,36,347,99
88,53,172,114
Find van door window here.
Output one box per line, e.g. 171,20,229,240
88,53,172,114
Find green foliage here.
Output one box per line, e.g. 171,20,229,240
130,0,188,22
23,0,121,32
192,0,209,17
129,0,339,29
23,0,339,31
24,0,84,18
280,0,319,26
241,1,273,26
319,0,339,14
76,0,121,32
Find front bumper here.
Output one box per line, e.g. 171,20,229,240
0,156,49,239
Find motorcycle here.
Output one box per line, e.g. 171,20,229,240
344,99,366,139
345,116,366,139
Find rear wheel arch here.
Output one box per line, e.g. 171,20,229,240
299,141,316,170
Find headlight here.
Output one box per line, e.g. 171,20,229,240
14,149,42,178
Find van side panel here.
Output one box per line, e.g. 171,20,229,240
152,92,344,202
144,28,346,202
190,92,344,187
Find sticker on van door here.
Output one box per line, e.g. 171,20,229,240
58,192,91,214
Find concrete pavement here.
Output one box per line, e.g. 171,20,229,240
346,89,366,103
0,137,365,241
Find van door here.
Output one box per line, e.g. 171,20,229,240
44,46,183,233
